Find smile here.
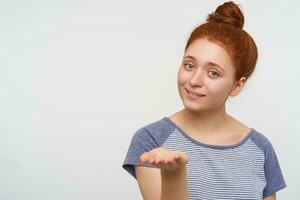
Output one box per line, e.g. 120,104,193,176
185,88,206,100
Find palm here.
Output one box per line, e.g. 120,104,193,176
139,147,189,170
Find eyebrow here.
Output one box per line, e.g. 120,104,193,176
183,55,225,72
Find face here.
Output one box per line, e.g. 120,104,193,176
177,38,245,113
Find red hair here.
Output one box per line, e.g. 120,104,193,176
184,1,258,82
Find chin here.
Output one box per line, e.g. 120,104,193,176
182,100,206,113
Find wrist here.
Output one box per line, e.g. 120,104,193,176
161,165,187,174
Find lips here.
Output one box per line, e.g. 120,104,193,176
185,88,206,97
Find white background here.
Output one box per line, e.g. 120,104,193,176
0,0,299,199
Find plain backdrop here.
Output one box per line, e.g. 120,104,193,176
0,0,299,199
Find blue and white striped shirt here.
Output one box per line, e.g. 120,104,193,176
122,117,287,199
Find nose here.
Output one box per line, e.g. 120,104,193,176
189,68,204,87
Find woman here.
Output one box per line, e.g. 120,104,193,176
122,1,287,200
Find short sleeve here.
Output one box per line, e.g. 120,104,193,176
122,127,160,179
263,139,287,198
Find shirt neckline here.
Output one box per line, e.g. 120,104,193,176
162,116,255,150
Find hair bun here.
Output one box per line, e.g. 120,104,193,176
207,1,244,29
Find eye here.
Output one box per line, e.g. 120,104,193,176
183,63,194,70
208,70,219,78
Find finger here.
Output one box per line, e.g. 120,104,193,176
163,159,176,167
138,156,149,164
139,152,153,163
154,159,171,167
153,156,170,166
153,159,161,165
163,160,170,165
175,155,188,165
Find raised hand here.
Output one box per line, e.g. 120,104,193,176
138,147,189,171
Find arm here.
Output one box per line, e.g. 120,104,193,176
264,193,276,200
135,166,189,200
135,166,161,200
135,147,189,200
160,166,188,200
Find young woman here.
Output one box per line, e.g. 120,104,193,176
122,1,287,200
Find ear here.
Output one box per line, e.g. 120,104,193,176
229,77,247,97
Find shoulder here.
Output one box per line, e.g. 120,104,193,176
131,117,175,147
249,129,277,157
250,129,272,145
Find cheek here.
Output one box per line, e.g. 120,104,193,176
177,68,189,85
205,79,232,98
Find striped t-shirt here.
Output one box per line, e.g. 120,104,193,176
122,117,287,199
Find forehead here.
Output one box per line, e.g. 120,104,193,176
184,38,235,71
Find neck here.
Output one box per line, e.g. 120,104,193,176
176,105,233,136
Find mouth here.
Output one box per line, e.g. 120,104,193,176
185,88,206,97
